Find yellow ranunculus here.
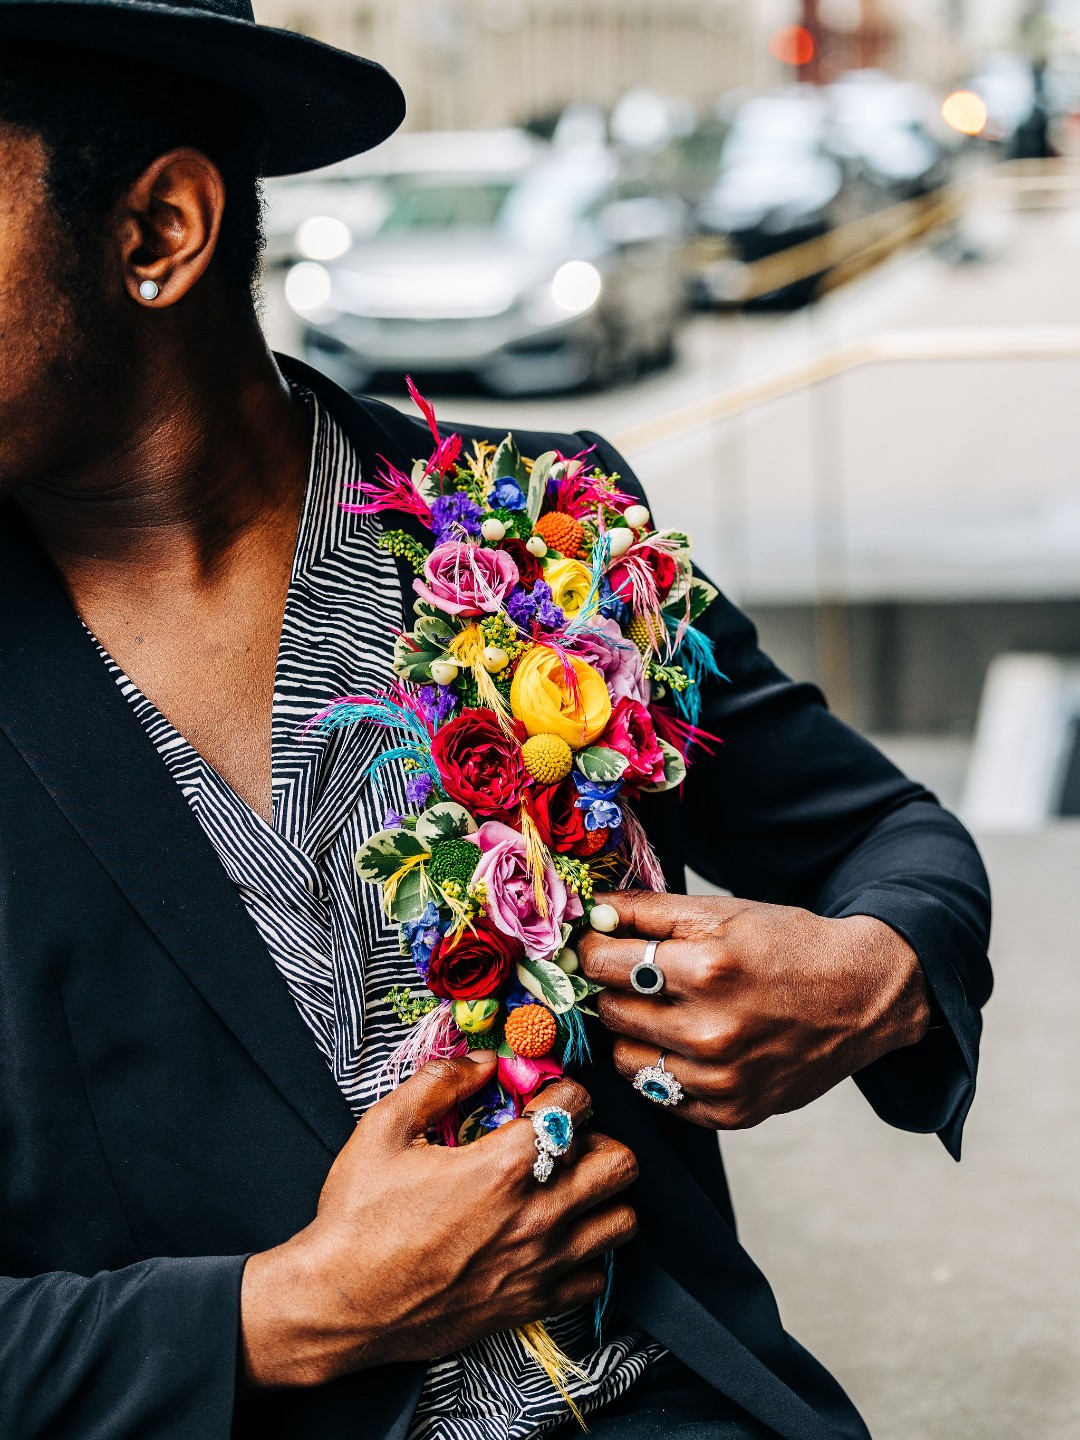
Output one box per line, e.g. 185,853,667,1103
510,646,611,748
543,557,594,621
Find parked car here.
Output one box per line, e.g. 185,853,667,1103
827,70,950,203
693,88,843,306
282,130,686,396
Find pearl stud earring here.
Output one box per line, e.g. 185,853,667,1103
138,280,160,301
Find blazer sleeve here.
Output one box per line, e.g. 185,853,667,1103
578,431,993,1161
0,1253,247,1438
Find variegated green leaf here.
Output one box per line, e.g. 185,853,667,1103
576,746,629,783
640,739,687,794
569,973,591,1002
516,958,576,1015
414,613,457,647
354,828,429,884
415,802,477,849
525,450,557,525
492,435,528,488
393,633,441,682
386,866,429,923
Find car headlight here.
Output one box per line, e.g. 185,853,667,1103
295,215,353,261
550,261,603,316
285,262,332,315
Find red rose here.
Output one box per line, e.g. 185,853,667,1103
431,709,529,821
530,778,588,853
600,698,666,786
609,545,677,604
426,917,522,1001
502,539,544,587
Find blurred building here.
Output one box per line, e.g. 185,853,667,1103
252,0,961,133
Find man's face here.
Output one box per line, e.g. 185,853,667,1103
0,128,129,499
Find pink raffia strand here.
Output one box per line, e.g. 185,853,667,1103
378,1002,467,1096
619,807,669,893
341,455,435,526
549,449,636,519
407,375,464,479
650,704,721,764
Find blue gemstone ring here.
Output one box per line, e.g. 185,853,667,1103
633,1052,684,1108
531,1106,574,1182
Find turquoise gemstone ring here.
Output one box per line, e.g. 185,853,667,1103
531,1106,574,1182
632,1052,684,1108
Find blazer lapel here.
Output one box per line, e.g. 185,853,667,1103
0,505,354,1158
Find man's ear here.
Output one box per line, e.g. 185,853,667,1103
116,147,226,307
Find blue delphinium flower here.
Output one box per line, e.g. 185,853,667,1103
572,772,624,831
491,476,527,512
402,901,443,978
431,492,483,543
383,807,404,830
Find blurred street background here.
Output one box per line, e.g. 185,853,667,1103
253,2,1080,1434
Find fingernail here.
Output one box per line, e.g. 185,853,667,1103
466,1049,494,1063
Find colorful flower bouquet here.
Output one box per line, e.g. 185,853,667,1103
317,379,721,1120
314,381,721,1408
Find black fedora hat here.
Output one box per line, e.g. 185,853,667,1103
0,0,406,175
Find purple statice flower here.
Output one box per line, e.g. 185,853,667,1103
532,581,565,633
417,683,458,727
403,901,443,978
491,476,527,512
430,492,483,543
405,772,434,807
383,807,405,830
506,584,536,633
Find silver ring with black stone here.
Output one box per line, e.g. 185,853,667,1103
630,940,665,996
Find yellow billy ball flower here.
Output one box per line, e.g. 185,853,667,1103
522,733,573,785
510,646,612,748
543,556,595,621
626,613,663,654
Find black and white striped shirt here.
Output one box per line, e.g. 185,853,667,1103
96,390,662,1439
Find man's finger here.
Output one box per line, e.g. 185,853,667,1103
588,890,685,941
577,935,707,994
367,1052,496,1148
595,989,704,1054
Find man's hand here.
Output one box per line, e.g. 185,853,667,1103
578,891,932,1131
239,1053,637,1389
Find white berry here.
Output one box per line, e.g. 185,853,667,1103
482,646,508,673
624,504,650,529
481,517,506,542
589,904,619,934
608,528,634,558
555,946,579,974
526,536,548,558
430,660,459,686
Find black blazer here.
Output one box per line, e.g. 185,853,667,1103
0,358,992,1440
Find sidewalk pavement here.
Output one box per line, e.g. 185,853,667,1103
711,827,1080,1440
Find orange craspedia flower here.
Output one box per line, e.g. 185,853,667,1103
504,1003,558,1058
534,511,586,559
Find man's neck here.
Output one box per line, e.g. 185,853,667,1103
14,317,311,589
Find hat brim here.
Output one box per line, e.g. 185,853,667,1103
0,3,406,175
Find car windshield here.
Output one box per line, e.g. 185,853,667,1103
374,162,612,248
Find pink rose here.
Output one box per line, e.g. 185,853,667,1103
473,821,582,959
565,617,650,706
498,1049,563,1113
600,698,666,786
413,541,519,617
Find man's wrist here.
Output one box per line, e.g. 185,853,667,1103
240,1231,344,1390
840,914,933,1061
